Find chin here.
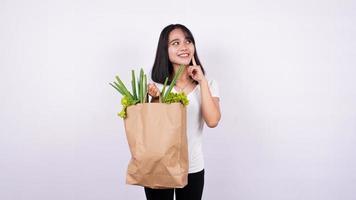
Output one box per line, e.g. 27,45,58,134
176,59,191,66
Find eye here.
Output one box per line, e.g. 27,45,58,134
172,41,179,46
186,39,192,44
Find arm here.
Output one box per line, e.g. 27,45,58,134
200,78,221,128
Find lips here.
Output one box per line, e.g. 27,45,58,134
178,53,189,58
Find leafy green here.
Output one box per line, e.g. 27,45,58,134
164,92,189,106
117,95,139,118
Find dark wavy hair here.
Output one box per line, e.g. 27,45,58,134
151,24,205,84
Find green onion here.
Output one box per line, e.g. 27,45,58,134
162,64,184,102
131,70,137,100
115,76,134,99
139,68,144,103
161,77,169,103
109,83,125,96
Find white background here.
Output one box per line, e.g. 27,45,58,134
1,0,356,199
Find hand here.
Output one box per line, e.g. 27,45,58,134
188,57,206,83
148,83,160,98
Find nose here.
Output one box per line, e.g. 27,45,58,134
179,43,189,52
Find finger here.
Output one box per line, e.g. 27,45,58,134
190,66,198,72
149,84,155,90
148,87,153,94
188,70,194,78
187,66,193,75
148,83,156,90
191,56,197,66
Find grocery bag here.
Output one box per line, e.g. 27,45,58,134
123,102,188,189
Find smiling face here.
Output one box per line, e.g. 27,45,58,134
168,28,195,67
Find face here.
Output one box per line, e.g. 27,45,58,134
168,28,195,66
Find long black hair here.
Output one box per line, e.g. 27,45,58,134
151,24,205,84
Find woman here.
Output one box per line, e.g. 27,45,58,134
146,24,221,200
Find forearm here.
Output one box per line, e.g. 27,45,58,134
200,79,221,128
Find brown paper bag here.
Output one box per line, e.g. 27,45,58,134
123,102,188,189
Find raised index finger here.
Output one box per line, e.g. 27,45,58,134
191,56,197,66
